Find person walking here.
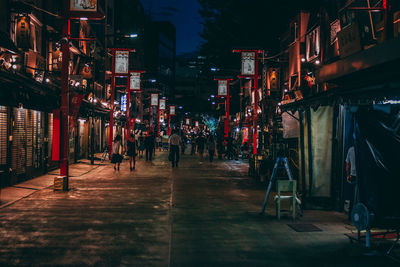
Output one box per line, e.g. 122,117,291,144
169,130,181,167
111,134,123,171
196,133,205,162
145,132,155,161
138,133,145,159
207,135,216,162
126,133,137,171
190,135,196,155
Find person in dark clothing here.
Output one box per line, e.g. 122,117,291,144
145,132,155,161
196,133,206,162
126,133,137,171
207,135,216,162
226,135,234,160
169,130,182,167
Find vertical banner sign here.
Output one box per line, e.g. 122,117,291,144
241,52,256,76
195,121,199,127
186,118,190,125
170,105,176,116
159,99,166,110
130,72,141,91
115,51,129,74
121,94,127,112
70,0,98,12
218,80,228,96
151,94,159,106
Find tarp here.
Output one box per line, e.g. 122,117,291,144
282,111,299,139
355,105,400,227
310,106,333,197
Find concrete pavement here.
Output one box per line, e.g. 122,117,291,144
0,150,398,266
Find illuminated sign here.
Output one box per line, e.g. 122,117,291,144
186,118,190,125
115,50,129,74
121,94,127,112
151,94,158,106
218,80,228,96
129,72,141,91
195,121,199,127
159,99,166,110
241,52,255,76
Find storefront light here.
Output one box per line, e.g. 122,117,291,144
301,58,306,62
45,78,50,83
315,59,321,65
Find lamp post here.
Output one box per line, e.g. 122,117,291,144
108,48,135,155
233,49,262,155
214,78,233,137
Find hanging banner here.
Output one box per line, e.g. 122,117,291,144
129,72,141,91
115,50,129,74
241,52,256,76
306,26,320,62
151,94,159,106
195,121,199,127
170,105,176,116
159,99,166,110
186,118,190,125
69,93,84,119
218,80,228,96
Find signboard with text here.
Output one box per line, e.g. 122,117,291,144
70,0,97,12
115,50,129,74
218,80,228,97
151,94,159,106
129,72,141,91
159,99,166,110
170,105,176,116
241,52,256,76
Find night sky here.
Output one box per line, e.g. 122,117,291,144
141,0,203,55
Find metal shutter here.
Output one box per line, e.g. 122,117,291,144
12,108,26,175
0,106,7,165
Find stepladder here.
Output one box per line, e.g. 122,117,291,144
260,157,302,217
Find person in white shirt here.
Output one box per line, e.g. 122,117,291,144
169,130,181,167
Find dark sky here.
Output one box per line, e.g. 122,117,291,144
141,0,203,55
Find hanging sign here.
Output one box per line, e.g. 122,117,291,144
241,52,256,76
195,121,199,127
159,99,166,110
186,118,190,125
151,94,159,106
129,72,141,91
70,0,98,12
218,80,228,96
121,94,127,112
115,50,129,74
170,105,176,116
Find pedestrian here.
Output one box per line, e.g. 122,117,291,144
145,132,155,161
126,133,137,171
190,135,196,155
345,145,357,218
111,134,123,171
196,133,205,162
207,135,216,162
169,130,181,167
138,133,145,159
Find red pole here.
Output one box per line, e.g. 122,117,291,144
157,106,160,137
108,50,116,154
168,113,171,136
126,89,130,137
60,18,70,179
253,53,259,155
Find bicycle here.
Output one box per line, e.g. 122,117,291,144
101,146,109,162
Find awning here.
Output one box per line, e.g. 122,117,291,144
0,31,18,53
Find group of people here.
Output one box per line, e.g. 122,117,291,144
110,130,242,171
110,131,157,171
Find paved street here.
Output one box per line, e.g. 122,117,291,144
0,150,398,266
